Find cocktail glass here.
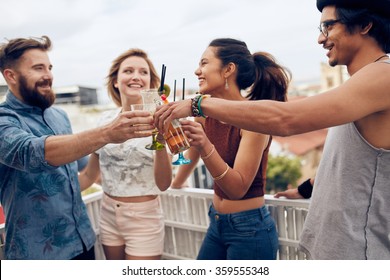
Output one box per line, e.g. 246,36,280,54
131,102,165,150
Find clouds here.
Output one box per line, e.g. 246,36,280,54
1,0,326,95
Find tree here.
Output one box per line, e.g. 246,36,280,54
266,155,302,194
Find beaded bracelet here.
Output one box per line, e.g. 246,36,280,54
191,94,210,118
191,95,202,117
213,163,230,181
201,145,215,160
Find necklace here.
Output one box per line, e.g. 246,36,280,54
374,54,389,62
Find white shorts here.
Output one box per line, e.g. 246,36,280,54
99,194,165,256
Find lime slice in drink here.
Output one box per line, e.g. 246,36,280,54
160,84,170,97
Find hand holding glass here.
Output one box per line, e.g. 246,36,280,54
164,119,191,155
131,103,165,150
159,94,191,165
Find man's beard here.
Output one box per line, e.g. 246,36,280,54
19,75,55,110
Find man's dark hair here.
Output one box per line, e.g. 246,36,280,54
336,7,390,53
317,0,390,19
0,35,52,73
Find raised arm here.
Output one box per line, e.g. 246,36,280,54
155,62,390,137
45,110,154,166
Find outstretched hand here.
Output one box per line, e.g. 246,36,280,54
105,110,154,143
179,119,210,152
154,99,192,132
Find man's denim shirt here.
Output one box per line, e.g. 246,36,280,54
0,91,95,259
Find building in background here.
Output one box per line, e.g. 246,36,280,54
289,64,348,97
54,85,99,105
320,63,349,91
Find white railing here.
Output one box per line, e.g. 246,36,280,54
82,190,106,260
83,188,310,260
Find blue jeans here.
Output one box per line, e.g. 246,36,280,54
197,204,278,260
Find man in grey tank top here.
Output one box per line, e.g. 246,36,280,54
155,0,390,259
275,0,390,260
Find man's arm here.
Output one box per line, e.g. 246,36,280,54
45,110,154,166
200,63,390,136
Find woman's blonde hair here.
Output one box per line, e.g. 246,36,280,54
106,48,160,107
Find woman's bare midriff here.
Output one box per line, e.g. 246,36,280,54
212,194,265,214
105,193,158,203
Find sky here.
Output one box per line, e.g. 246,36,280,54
0,0,327,101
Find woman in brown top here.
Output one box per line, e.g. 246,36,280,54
172,38,290,259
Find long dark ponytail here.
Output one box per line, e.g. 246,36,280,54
249,52,291,102
209,38,291,102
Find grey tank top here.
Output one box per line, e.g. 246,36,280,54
299,119,390,259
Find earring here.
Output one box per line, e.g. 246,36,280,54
225,79,229,90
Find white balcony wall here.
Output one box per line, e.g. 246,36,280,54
83,188,310,260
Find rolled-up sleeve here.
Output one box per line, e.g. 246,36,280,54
0,112,58,173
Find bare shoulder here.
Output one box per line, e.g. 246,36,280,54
337,61,390,108
351,61,390,86
351,61,390,149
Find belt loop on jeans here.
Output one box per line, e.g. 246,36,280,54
258,206,265,221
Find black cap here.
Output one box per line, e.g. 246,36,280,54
316,0,390,18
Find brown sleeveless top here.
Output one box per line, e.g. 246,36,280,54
204,117,271,200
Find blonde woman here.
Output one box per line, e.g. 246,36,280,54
79,49,172,260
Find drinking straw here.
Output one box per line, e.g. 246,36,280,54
182,78,185,100
159,65,163,91
159,64,166,92
173,80,177,102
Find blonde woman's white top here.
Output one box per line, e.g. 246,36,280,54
95,108,162,197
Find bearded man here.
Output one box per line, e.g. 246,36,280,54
0,36,154,259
